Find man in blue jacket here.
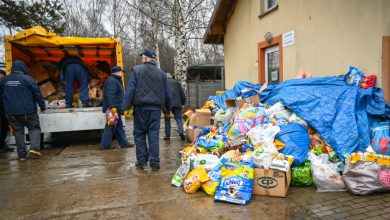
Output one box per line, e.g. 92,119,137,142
123,49,171,171
0,70,13,153
58,56,89,108
100,66,133,149
0,60,46,160
163,73,186,141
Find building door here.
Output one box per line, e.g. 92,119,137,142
258,35,283,84
265,45,280,84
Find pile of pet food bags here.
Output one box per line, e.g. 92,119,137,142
171,66,390,205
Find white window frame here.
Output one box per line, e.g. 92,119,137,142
265,45,279,83
264,0,278,12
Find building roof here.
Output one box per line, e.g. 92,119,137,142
203,0,238,44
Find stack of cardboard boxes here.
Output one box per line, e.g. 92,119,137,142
184,109,212,142
29,62,64,103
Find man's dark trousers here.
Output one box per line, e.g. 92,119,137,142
164,107,184,137
133,109,161,168
8,113,41,157
100,117,127,148
0,113,8,149
64,63,89,106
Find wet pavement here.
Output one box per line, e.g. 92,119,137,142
0,120,388,220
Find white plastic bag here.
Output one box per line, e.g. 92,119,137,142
213,108,234,127
266,102,285,118
275,109,292,120
252,144,278,169
308,152,346,192
194,154,220,171
247,124,280,145
288,112,308,128
270,157,290,172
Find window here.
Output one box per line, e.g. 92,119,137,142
257,35,283,84
259,0,278,18
265,0,277,12
265,45,280,83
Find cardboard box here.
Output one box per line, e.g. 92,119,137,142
188,113,211,127
190,110,210,126
195,109,211,116
236,94,261,108
40,81,57,98
253,168,291,197
183,109,194,120
47,93,64,103
29,63,51,83
188,113,198,127
185,128,202,142
225,99,237,108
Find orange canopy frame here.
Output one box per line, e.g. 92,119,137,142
4,26,123,74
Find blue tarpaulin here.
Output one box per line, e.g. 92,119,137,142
209,77,390,160
208,81,270,109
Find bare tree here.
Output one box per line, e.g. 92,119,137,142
58,0,223,81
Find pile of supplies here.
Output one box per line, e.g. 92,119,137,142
172,66,390,205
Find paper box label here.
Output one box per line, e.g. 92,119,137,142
257,177,278,188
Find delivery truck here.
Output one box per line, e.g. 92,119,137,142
4,26,124,134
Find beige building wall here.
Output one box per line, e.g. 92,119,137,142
224,0,390,88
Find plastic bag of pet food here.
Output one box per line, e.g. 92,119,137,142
308,152,346,192
291,161,314,187
344,66,363,86
183,166,209,193
202,163,222,196
172,158,191,187
105,108,119,126
214,158,254,205
228,107,267,139
370,122,390,155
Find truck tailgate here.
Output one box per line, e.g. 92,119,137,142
38,107,106,133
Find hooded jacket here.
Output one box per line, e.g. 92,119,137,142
102,74,124,115
0,60,46,115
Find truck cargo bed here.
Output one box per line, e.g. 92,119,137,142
38,107,106,133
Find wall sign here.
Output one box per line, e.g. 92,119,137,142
282,30,295,48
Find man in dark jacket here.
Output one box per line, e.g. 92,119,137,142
163,73,186,141
123,49,171,171
100,66,133,149
0,70,13,153
58,56,89,108
0,60,46,160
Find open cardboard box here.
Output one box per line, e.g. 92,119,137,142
183,109,194,120
185,128,202,142
225,84,268,108
40,81,57,98
253,168,292,197
188,109,211,127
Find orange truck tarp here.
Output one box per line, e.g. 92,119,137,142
4,26,123,75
